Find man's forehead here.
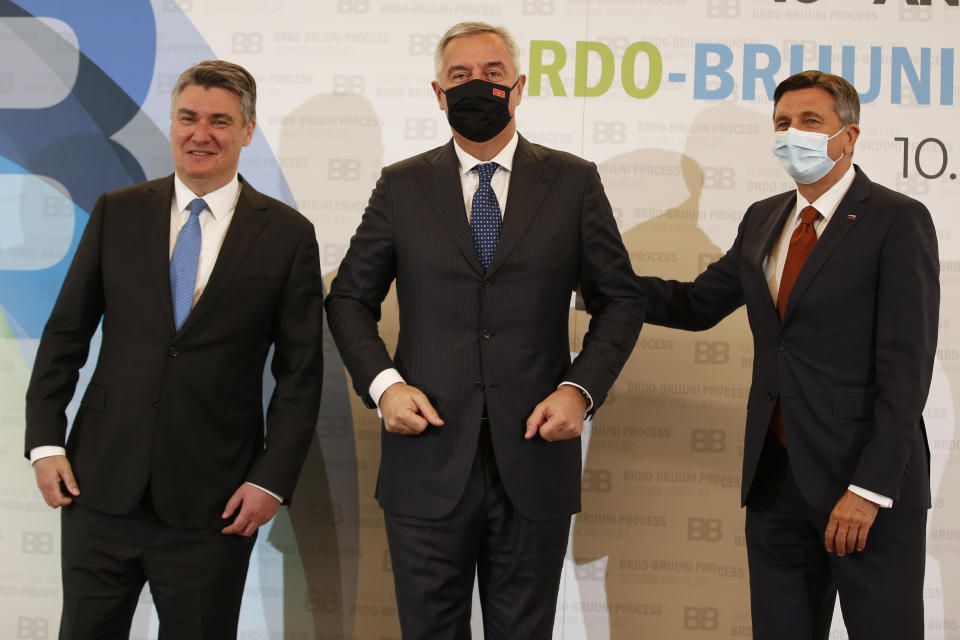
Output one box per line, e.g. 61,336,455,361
442,33,510,63
774,91,835,117
174,85,242,110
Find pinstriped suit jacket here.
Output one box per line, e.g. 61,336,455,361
326,136,645,520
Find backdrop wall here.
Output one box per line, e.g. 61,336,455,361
1,0,958,638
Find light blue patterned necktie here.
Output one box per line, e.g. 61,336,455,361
170,197,206,331
471,162,501,271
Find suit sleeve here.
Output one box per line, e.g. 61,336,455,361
637,209,749,331
324,170,399,408
24,193,107,456
851,201,939,501
245,224,325,501
563,164,646,411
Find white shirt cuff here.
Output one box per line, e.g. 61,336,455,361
369,368,406,416
30,446,66,464
849,484,893,508
559,381,593,414
245,482,282,503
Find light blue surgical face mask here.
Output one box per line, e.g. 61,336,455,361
772,126,846,184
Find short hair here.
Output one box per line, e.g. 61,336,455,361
170,60,257,125
434,22,521,81
773,70,860,126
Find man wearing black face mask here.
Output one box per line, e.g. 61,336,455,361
326,21,644,640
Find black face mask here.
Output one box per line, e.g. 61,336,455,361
441,77,519,143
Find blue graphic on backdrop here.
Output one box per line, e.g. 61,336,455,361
0,0,294,338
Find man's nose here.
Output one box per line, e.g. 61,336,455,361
192,120,212,140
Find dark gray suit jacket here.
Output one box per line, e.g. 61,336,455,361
25,175,325,528
326,136,645,520
639,166,938,513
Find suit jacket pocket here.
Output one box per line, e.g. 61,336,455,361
80,382,106,412
832,389,876,420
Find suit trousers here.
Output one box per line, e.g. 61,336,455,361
383,421,572,640
744,436,926,640
59,491,257,640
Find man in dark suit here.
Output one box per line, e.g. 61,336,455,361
25,60,324,639
325,21,644,640
638,70,938,638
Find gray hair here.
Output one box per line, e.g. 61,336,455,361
773,70,860,126
170,60,257,125
434,22,521,81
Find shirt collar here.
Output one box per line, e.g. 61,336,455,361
794,164,856,224
453,130,519,177
173,173,241,221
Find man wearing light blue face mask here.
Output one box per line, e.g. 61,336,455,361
636,70,938,639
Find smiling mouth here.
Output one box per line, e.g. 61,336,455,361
188,151,215,157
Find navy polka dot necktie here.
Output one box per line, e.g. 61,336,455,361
470,162,501,271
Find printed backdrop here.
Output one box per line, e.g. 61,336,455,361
1,0,958,638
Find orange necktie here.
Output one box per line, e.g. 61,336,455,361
776,205,821,319
770,205,821,446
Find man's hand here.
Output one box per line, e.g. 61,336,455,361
824,489,880,556
33,455,80,508
221,484,281,537
525,386,588,442
379,382,444,435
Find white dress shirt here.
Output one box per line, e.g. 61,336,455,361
31,174,282,502
368,132,593,414
761,165,891,509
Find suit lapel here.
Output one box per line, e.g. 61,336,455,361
749,193,796,327
142,177,177,335
486,136,555,277
177,176,269,335
780,167,869,324
418,141,484,276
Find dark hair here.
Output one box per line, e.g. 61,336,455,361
171,60,257,124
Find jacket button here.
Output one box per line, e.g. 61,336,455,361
168,346,178,357
152,397,160,408
481,280,491,288
768,392,777,401
481,329,492,340
777,342,786,352
474,382,484,391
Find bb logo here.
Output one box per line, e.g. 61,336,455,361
522,0,555,14
306,589,340,613
21,532,53,555
337,0,370,11
409,34,440,56
691,429,726,453
707,0,741,18
694,341,729,364
683,607,720,630
333,75,365,95
328,159,362,181
687,518,723,541
404,118,437,140
702,166,736,190
593,122,626,144
582,469,613,493
231,33,262,55
17,617,49,639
